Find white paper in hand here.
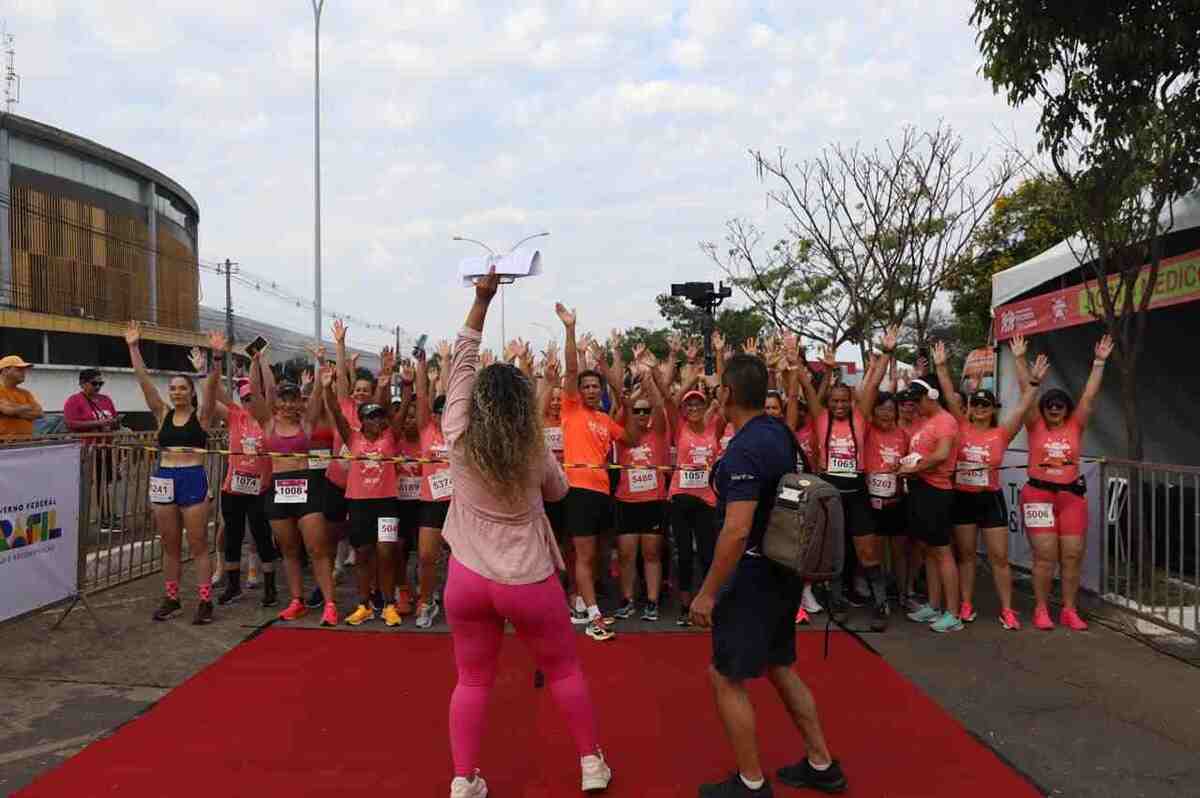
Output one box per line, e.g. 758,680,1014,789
459,249,543,286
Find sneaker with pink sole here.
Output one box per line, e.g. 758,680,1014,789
959,601,977,622
1033,605,1055,630
795,607,811,626
1060,607,1089,631
320,602,338,627
278,599,307,622
999,608,1022,630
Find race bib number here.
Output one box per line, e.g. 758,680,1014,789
231,472,261,495
900,452,922,468
867,472,897,498
274,478,308,504
629,468,658,493
680,468,708,489
308,449,332,471
378,517,399,543
428,471,454,500
828,455,858,476
149,476,175,504
544,427,564,452
956,466,989,488
397,476,421,501
1023,502,1055,529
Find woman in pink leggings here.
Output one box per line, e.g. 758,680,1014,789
440,267,611,798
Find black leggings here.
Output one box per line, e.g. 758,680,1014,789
670,494,717,595
221,491,279,564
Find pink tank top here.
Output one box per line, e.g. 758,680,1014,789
670,418,720,507
345,429,399,500
1027,417,1083,484
615,426,667,503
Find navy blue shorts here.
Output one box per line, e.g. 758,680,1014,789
712,556,803,682
151,465,209,508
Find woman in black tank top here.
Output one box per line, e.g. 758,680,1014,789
126,321,218,625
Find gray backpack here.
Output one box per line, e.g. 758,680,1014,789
762,472,845,581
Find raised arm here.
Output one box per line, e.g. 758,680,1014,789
444,268,498,445
304,363,327,430
557,303,579,398
374,346,395,407
931,340,965,423
606,330,625,398
1075,335,1112,430
414,347,432,431
202,331,232,425
332,320,350,400
1002,355,1048,440
124,321,167,420
245,350,272,425
322,367,354,445
860,326,897,418
1007,336,1041,429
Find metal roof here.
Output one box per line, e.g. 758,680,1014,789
197,306,381,370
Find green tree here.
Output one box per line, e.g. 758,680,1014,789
973,0,1200,458
946,176,1074,345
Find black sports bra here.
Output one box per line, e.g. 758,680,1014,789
158,411,207,450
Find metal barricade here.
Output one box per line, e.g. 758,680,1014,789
1101,459,1200,640
77,431,228,593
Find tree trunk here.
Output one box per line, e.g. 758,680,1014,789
1116,353,1144,461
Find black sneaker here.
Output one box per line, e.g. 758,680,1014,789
192,600,214,625
870,601,891,633
306,587,325,608
676,606,692,628
776,759,847,794
845,587,871,608
641,601,660,622
261,582,279,608
699,772,774,796
152,596,182,621
370,590,386,612
613,599,636,620
217,583,243,606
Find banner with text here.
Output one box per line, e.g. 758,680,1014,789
0,444,81,622
994,248,1200,341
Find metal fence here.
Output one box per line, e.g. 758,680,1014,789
74,432,226,593
1101,459,1200,640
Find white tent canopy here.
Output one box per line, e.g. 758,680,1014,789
991,190,1200,310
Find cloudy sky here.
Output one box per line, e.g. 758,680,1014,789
9,0,1038,354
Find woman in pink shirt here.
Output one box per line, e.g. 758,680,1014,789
441,269,610,798
934,341,1047,630
1011,334,1112,631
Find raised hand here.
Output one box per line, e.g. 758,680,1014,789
544,353,562,383
555,303,576,327
820,344,837,368
379,346,396,375
399,359,416,383
302,367,315,387
436,339,452,362
743,337,759,357
881,325,899,352
609,328,623,352
1009,334,1027,358
319,364,334,388
349,352,361,373
124,320,142,347
207,330,228,352
474,265,499,301
1095,334,1114,361
915,356,928,377
1031,354,1050,382
480,349,495,368
332,319,348,344
504,339,522,363
189,347,206,372
932,341,948,367
782,333,800,366
667,333,683,354
685,339,701,363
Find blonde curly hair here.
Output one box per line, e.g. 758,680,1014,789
459,363,544,504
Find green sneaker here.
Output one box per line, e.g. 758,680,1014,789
906,604,940,623
930,611,964,633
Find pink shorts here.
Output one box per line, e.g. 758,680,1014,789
1020,485,1087,537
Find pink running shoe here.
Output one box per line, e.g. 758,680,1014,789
1060,607,1089,631
1033,606,1055,630
959,601,977,622
795,607,811,626
278,599,307,622
999,608,1021,631
320,602,338,627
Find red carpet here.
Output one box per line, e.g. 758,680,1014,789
18,628,1039,797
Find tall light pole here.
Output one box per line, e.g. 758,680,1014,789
311,0,326,356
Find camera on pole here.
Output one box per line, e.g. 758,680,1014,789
670,281,732,375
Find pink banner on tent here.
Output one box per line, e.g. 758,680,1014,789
994,248,1200,340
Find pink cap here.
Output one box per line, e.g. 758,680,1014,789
681,389,707,405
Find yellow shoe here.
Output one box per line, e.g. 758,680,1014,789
345,604,375,626
381,604,403,627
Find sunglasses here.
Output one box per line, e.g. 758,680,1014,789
971,401,994,409
1045,402,1067,411
89,380,105,388
631,407,652,416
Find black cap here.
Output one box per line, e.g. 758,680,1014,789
358,402,386,420
276,381,301,397
432,395,447,414
79,368,102,384
969,389,998,407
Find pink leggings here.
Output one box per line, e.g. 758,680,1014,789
445,557,600,776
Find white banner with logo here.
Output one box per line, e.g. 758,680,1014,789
0,444,81,622
993,449,1103,593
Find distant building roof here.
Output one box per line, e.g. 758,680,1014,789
197,306,381,369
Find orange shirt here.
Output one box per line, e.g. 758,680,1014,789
909,409,959,491
0,386,38,437
1027,417,1083,484
561,392,625,494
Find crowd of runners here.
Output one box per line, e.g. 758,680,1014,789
117,307,1112,638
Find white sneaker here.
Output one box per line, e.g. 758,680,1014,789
802,584,824,614
450,771,488,797
573,595,587,614
581,751,612,792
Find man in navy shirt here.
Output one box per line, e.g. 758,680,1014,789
691,354,848,797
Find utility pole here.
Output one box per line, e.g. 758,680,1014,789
219,259,239,394
311,0,326,358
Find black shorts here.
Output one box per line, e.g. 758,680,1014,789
826,475,873,537
565,487,612,538
952,490,1009,529
322,478,350,523
907,479,955,547
418,500,450,530
397,500,421,545
544,499,566,541
265,471,323,521
615,500,664,535
870,497,908,537
712,556,803,681
349,498,401,548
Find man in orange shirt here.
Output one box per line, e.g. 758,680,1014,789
0,355,43,437
555,303,636,642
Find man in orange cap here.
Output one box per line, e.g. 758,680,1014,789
0,355,42,437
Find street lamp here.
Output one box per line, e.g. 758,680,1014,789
311,0,326,357
452,232,549,349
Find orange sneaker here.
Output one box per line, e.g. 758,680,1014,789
279,599,308,622
795,607,811,625
1060,607,1089,631
1033,605,1055,630
396,588,413,616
